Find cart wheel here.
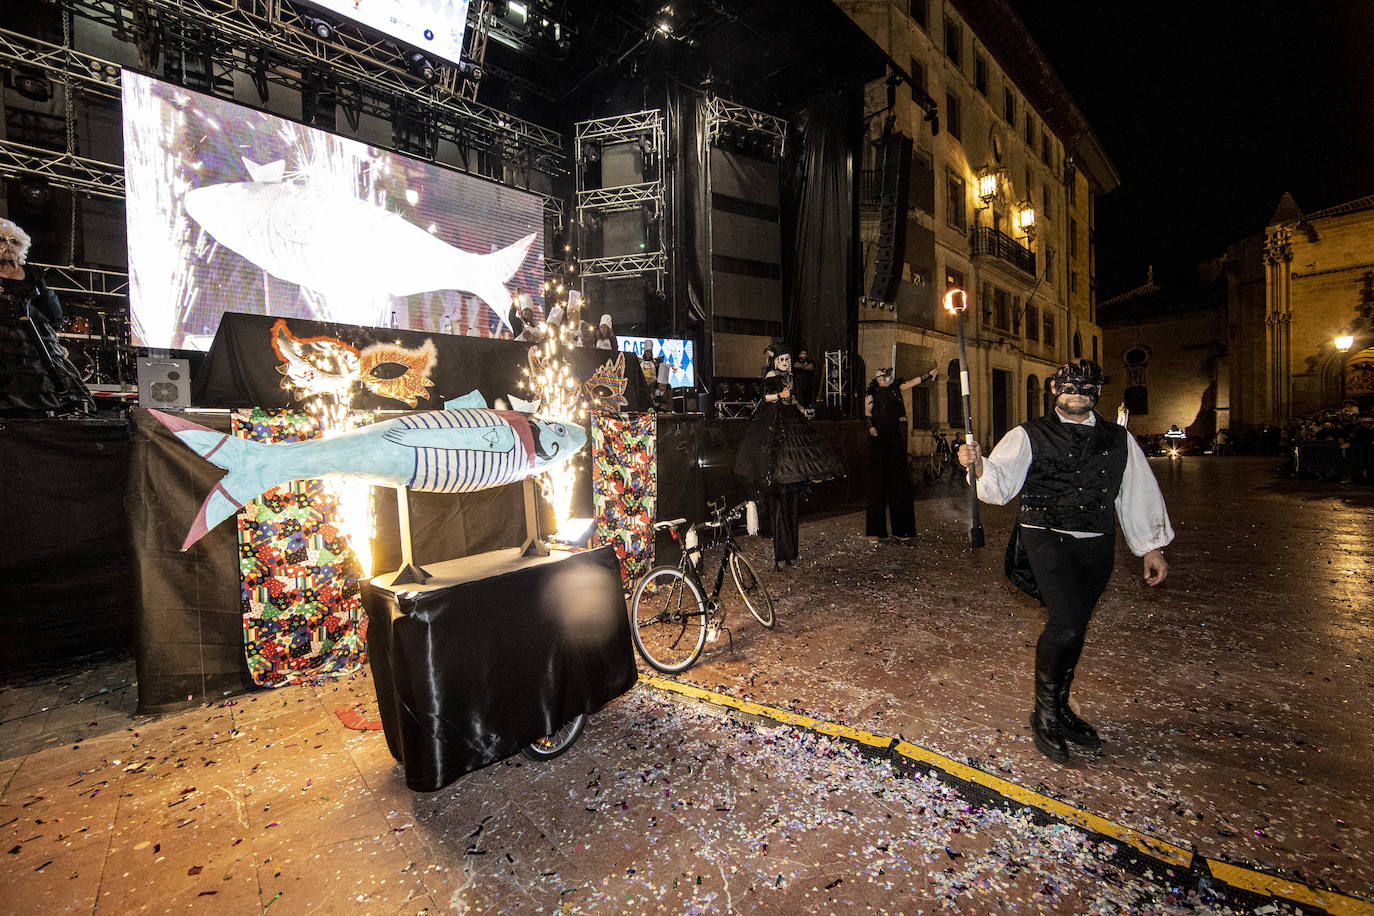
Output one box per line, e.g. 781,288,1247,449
521,713,587,761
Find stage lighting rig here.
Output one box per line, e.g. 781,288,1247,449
405,51,439,83
301,14,337,41
9,67,54,102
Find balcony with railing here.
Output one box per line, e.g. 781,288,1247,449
970,226,1035,275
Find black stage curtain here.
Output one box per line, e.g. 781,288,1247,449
363,546,636,792
192,312,651,412
126,410,254,712
780,89,862,373
0,418,133,671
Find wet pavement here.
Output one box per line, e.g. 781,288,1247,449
2,456,1372,913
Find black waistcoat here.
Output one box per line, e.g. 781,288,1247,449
1019,412,1128,533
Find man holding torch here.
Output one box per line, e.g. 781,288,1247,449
957,358,1172,764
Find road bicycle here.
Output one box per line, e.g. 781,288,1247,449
909,429,960,486
629,499,775,673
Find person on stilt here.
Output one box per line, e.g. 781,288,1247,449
865,365,938,542
957,358,1172,764
735,341,844,569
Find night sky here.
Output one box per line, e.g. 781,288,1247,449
1015,1,1374,299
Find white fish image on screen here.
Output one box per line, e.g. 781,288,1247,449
183,157,536,331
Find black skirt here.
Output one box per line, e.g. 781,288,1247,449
735,399,845,490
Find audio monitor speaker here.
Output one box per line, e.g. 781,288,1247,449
137,357,191,409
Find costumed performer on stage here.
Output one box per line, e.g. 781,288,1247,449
0,218,94,418
735,341,844,569
865,365,938,541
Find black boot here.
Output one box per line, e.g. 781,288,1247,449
1057,666,1103,751
1030,655,1070,765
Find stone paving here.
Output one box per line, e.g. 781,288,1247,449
2,456,1372,914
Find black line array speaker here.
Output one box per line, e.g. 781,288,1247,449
868,134,912,304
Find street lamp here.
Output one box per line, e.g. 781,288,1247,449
1336,334,1355,405
1015,201,1036,242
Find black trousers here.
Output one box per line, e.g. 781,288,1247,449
1019,526,1116,678
768,483,801,564
866,425,915,537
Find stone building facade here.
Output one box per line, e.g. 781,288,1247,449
1097,266,1229,440
1229,193,1374,428
837,0,1117,452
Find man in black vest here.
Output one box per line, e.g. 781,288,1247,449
957,359,1172,764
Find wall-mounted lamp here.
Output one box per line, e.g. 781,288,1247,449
976,166,998,206
1335,334,1355,352
1015,202,1036,242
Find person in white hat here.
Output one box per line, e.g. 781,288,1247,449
593,313,617,350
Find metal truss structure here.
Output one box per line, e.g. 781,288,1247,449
574,109,666,287
0,139,125,200
824,348,850,408
46,0,564,166
577,182,663,215
31,262,130,300
0,26,122,102
705,95,787,159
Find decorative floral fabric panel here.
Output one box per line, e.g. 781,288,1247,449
591,411,656,589
233,408,368,687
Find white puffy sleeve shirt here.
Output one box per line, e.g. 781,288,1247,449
975,412,1175,557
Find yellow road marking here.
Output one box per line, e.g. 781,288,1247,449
637,673,1372,913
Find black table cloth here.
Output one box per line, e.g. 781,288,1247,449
362,545,636,791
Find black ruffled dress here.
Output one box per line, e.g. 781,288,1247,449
735,371,844,563
0,267,95,417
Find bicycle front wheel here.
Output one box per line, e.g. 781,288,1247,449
729,551,775,628
630,566,708,673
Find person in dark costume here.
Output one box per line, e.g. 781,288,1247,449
865,365,938,541
958,359,1172,764
0,218,95,418
735,341,844,568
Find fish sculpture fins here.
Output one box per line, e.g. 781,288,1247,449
444,390,488,409
149,410,292,551
472,232,538,331
382,425,516,452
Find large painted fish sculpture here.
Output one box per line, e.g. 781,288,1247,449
183,157,537,331
153,396,587,550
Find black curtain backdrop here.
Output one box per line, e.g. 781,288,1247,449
781,89,863,393
193,312,651,412
684,90,715,382
0,419,133,672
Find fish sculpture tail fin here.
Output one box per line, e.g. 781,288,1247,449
149,410,286,551
469,232,538,332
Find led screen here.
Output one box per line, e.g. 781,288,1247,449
301,0,470,67
122,71,543,350
620,336,695,388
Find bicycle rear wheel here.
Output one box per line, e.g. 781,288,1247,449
521,713,586,761
630,566,708,672
729,551,775,628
